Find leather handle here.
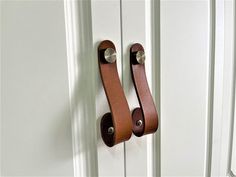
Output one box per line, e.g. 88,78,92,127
130,43,159,137
98,40,132,147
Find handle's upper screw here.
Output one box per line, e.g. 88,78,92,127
104,48,116,63
136,51,145,64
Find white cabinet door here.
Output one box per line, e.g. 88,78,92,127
121,0,209,176
64,0,125,176
122,0,236,177
1,0,126,176
159,1,208,176
1,0,236,177
1,1,74,176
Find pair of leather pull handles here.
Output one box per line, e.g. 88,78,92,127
98,40,158,147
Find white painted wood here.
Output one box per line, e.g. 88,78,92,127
208,0,236,176
211,0,236,176
121,1,151,176
146,1,161,177
215,0,234,176
64,1,98,176
91,0,125,176
2,0,234,176
1,1,74,176
221,0,236,176
64,0,125,176
204,0,215,175
160,1,209,176
231,1,236,175
121,1,161,177
210,0,225,176
232,107,236,175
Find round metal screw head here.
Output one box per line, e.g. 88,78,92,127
136,51,145,64
107,127,114,135
136,120,143,127
104,48,116,63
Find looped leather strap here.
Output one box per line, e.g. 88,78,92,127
130,43,159,136
98,40,132,147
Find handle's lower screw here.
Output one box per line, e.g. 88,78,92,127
136,120,143,127
107,127,114,135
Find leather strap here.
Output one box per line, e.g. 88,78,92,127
98,40,132,147
130,43,158,136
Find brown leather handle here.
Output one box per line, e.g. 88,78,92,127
98,40,132,147
130,43,159,136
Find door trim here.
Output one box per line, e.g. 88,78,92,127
64,1,98,176
229,171,236,177
146,0,161,176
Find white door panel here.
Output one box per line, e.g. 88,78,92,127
121,1,149,176
64,0,125,176
1,1,74,176
91,0,125,176
232,68,236,175
161,1,209,176
213,0,236,176
232,116,236,175
231,1,236,175
219,0,236,176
